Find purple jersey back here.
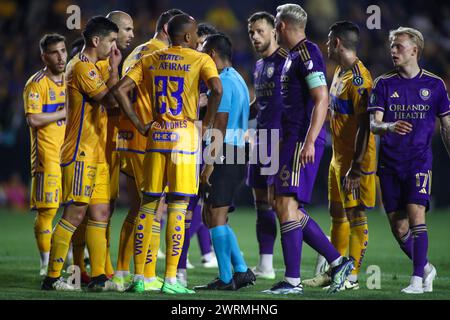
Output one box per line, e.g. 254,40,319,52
253,48,287,130
280,39,327,145
368,69,450,173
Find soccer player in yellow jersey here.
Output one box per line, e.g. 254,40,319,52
23,34,67,277
41,16,122,291
113,14,223,294
112,9,185,292
304,21,376,290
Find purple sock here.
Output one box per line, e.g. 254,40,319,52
299,208,340,264
197,224,212,256
398,230,413,260
189,201,202,237
256,205,277,254
280,220,303,278
411,224,428,278
177,219,191,269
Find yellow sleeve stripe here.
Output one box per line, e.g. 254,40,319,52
277,48,289,58
298,43,311,61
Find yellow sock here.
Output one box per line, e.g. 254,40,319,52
86,219,108,277
134,199,159,276
34,208,57,253
330,216,350,256
47,218,76,278
72,216,88,273
165,200,188,279
116,212,136,271
105,220,114,276
144,219,161,279
349,216,369,277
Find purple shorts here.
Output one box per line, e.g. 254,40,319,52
246,139,276,189
274,140,324,204
378,170,431,213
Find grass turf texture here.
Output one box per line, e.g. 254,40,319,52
0,207,449,300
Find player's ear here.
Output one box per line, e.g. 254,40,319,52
163,23,169,36
185,32,191,43
92,36,100,48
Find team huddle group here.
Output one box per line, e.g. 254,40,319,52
24,3,449,296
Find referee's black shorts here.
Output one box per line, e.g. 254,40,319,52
204,144,246,208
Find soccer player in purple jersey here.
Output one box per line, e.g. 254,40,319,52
368,27,450,294
246,11,287,280
263,4,354,295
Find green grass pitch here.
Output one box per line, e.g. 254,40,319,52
0,207,449,300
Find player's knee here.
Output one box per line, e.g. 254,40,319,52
391,223,409,240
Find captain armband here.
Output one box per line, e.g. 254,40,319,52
305,71,327,89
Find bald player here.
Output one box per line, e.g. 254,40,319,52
113,14,223,294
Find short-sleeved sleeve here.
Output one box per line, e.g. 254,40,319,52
349,73,373,115
125,57,144,86
217,76,232,113
367,78,386,113
298,44,327,90
200,55,219,83
24,81,44,114
74,62,108,98
435,80,450,118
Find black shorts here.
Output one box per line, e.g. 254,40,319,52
204,145,246,208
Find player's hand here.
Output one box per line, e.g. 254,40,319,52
343,166,362,193
299,141,315,168
198,93,208,108
200,164,214,187
109,43,122,69
389,120,413,135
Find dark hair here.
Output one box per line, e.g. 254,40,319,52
329,20,360,51
203,34,233,61
39,33,65,53
82,16,119,43
156,9,185,33
247,11,275,28
197,23,218,37
167,14,195,40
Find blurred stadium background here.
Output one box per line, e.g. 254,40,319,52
0,0,449,211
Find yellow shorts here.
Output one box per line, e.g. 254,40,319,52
61,161,110,205
120,151,145,193
142,151,199,197
108,150,120,200
328,163,376,209
30,170,61,209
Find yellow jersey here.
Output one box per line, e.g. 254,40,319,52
23,70,66,174
61,53,108,166
118,38,167,153
126,46,219,153
329,59,376,173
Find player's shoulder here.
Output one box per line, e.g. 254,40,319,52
421,69,446,88
71,53,96,72
26,70,46,87
373,69,398,87
296,39,322,62
276,47,289,59
350,60,372,87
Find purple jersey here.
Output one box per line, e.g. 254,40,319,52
253,47,287,130
280,39,327,145
368,69,450,173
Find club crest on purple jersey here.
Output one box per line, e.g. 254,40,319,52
420,88,431,100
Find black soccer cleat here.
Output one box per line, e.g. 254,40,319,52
194,278,236,291
233,268,256,290
87,274,109,292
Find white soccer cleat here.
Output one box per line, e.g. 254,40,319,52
251,266,276,280
202,255,218,268
186,257,195,269
423,264,437,292
53,279,79,291
39,265,48,277
401,276,424,294
323,279,359,291
302,271,331,287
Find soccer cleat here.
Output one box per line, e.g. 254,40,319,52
111,273,133,291
125,279,145,293
41,277,79,291
423,264,437,292
323,279,359,291
402,276,424,294
262,281,303,295
194,278,236,291
87,274,120,292
327,257,355,294
144,277,164,291
233,268,256,289
186,257,195,269
251,266,276,280
39,265,48,277
302,271,331,287
161,281,195,294
202,256,218,269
